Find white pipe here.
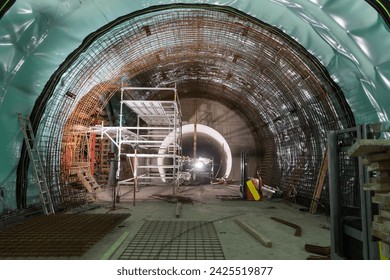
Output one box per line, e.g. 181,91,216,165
158,124,232,181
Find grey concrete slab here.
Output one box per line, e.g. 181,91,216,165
81,184,330,260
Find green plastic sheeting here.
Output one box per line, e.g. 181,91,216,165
0,0,389,211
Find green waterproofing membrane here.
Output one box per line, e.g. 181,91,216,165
0,0,389,211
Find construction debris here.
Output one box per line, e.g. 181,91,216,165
216,195,242,201
261,185,283,199
271,217,302,237
306,255,330,260
305,244,331,260
152,194,194,204
347,138,390,259
234,218,272,248
304,244,331,256
310,148,328,214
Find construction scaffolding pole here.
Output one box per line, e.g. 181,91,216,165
89,85,183,205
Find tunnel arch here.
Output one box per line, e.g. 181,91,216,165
21,4,354,208
1,1,388,210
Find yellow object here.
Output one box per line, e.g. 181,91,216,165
246,179,261,201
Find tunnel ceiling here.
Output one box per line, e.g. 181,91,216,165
1,0,389,210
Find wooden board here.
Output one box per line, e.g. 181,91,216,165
385,221,390,232
367,161,390,172
310,148,328,214
381,210,390,220
362,150,390,164
372,194,390,208
373,193,390,202
371,228,389,241
347,139,390,157
374,215,382,223
371,176,390,184
234,218,272,248
370,122,390,134
372,221,386,232
363,182,390,191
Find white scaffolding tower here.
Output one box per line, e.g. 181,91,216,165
90,86,182,201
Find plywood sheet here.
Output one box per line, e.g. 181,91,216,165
347,139,390,157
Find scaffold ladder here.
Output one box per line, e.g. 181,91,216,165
18,113,55,215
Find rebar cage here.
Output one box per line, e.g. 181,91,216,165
16,5,355,210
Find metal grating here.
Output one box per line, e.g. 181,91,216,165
123,101,178,126
0,213,130,258
119,220,225,260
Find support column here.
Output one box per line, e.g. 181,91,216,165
328,130,343,259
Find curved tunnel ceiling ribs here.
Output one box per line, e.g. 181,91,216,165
24,5,356,209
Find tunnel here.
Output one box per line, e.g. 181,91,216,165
1,0,390,231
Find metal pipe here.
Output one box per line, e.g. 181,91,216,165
117,85,124,180
193,99,197,161
328,130,343,259
358,124,379,259
121,87,176,91
193,100,197,182
133,148,137,207
173,97,177,197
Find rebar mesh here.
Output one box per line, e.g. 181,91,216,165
0,213,130,258
24,6,355,209
119,220,225,260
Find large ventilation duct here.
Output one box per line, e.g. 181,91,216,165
158,124,232,180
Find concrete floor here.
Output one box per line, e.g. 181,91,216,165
79,184,331,260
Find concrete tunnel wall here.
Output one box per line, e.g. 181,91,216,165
0,0,390,212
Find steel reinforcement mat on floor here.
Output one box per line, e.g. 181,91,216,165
0,213,130,258
119,220,225,260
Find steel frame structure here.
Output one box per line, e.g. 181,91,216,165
328,122,390,259
90,86,182,200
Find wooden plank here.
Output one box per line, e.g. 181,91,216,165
371,176,390,183
381,210,390,220
310,148,328,214
271,217,302,236
374,215,383,223
372,196,390,210
372,229,390,241
385,221,390,232
363,182,390,191
234,218,272,248
362,150,390,164
367,161,390,172
370,122,390,134
372,221,386,232
373,193,390,204
347,139,390,157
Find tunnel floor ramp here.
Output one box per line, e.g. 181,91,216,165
0,213,130,258
119,220,225,260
